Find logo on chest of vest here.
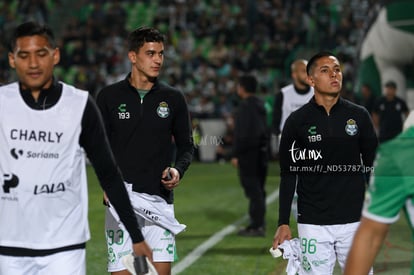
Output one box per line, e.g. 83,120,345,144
157,101,170,118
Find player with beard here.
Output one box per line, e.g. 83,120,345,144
272,59,314,138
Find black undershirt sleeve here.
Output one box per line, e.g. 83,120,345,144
278,174,296,226
277,114,297,226
172,92,194,178
359,108,379,184
79,95,144,243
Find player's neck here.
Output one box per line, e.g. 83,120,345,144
129,73,155,90
314,92,339,115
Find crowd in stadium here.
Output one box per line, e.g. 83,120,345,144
0,0,383,157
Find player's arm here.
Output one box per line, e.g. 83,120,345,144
171,91,194,180
273,115,297,246
278,114,298,227
79,95,151,258
344,217,389,275
273,173,296,247
231,102,257,156
231,103,243,158
359,108,379,181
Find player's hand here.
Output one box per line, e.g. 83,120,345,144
132,241,153,262
272,224,292,249
231,157,238,168
103,192,109,206
161,167,180,190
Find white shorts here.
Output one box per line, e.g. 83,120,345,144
297,222,373,275
0,249,85,275
105,196,177,272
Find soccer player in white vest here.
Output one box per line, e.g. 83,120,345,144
272,59,314,138
0,21,152,275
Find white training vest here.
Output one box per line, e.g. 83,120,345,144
0,82,89,250
280,84,314,131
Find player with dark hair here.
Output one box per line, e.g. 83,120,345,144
97,26,193,275
272,52,378,274
0,21,151,275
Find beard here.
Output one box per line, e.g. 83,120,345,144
298,78,310,87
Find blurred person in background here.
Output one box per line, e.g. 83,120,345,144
358,83,377,115
272,59,314,157
372,80,409,143
231,74,269,237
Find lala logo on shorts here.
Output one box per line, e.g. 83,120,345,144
157,101,170,118
345,119,358,136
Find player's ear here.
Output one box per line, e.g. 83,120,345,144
53,48,60,65
8,52,16,69
307,76,314,87
128,51,136,63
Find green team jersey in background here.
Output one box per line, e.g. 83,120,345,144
363,126,414,273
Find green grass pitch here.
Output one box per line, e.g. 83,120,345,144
85,162,412,274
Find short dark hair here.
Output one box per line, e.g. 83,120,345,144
385,80,397,89
9,21,56,52
238,75,258,94
306,51,339,75
128,26,165,52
